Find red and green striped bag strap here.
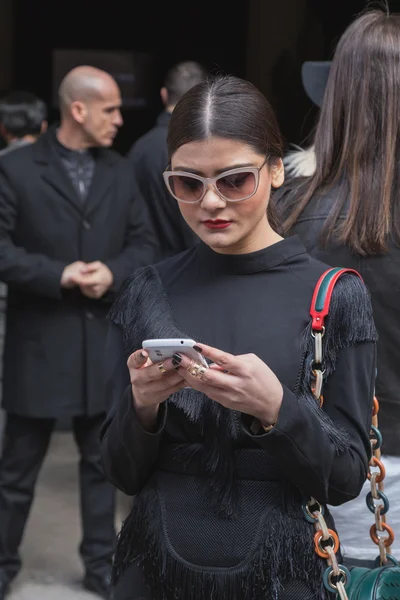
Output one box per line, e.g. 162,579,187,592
309,267,363,405
310,267,363,332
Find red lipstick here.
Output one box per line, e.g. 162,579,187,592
203,219,232,230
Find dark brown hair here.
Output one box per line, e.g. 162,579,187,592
167,75,284,232
283,10,400,256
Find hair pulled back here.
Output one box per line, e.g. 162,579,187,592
167,75,284,232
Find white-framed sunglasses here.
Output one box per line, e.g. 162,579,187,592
163,158,269,204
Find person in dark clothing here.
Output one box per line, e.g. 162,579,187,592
274,9,400,567
101,75,377,599
127,61,207,261
0,92,48,419
0,66,154,600
0,91,48,157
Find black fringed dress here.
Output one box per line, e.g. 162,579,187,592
101,236,377,600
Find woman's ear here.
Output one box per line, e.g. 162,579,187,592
270,159,285,189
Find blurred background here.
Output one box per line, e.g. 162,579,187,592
1,0,392,155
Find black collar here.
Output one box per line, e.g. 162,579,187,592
197,236,308,275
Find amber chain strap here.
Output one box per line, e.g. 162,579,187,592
303,330,397,597
303,497,349,599
367,397,396,567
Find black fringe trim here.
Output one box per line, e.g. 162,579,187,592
108,266,182,358
108,267,378,509
108,267,241,514
112,485,334,600
295,273,378,454
108,266,373,598
306,272,378,375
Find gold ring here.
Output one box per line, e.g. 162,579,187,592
194,366,206,380
186,360,206,379
158,363,167,375
186,359,197,375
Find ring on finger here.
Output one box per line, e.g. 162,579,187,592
193,366,207,380
187,360,201,376
158,362,167,376
186,359,197,375
187,360,206,379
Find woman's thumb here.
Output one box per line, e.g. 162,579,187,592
127,349,149,370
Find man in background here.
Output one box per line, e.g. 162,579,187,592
0,92,48,441
0,91,47,156
127,61,207,261
0,66,153,600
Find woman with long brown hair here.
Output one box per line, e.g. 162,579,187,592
276,8,400,567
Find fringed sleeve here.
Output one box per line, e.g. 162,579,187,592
246,273,378,505
107,265,182,357
100,267,174,495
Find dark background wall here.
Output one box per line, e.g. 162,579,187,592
1,0,400,153
248,0,364,145
12,0,249,154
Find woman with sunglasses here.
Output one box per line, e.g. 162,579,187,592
101,75,377,600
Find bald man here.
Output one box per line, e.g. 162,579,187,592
58,65,123,148
0,67,155,599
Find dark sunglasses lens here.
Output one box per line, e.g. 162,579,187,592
168,175,204,203
216,171,256,200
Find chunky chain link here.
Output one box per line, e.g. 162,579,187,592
311,329,325,406
303,498,350,597
303,399,398,595
308,325,351,596
306,324,398,597
367,397,396,566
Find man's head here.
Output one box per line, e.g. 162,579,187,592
161,61,207,112
58,66,123,148
0,91,47,143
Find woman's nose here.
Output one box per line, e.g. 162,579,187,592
200,185,226,210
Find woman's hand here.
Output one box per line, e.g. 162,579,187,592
175,344,283,426
127,349,186,430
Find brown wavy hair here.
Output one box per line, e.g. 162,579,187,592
283,10,400,256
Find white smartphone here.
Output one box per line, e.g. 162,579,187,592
142,338,208,368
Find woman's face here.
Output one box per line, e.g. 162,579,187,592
169,137,284,254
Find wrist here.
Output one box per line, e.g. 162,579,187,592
133,396,160,432
105,265,114,288
60,268,67,286
259,419,276,433
260,383,283,427
258,409,281,432
60,273,72,289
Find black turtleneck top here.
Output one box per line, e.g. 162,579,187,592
101,236,377,600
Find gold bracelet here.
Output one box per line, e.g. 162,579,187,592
261,421,276,432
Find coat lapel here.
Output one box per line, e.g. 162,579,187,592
33,131,83,214
33,130,118,217
41,161,83,212
83,150,115,218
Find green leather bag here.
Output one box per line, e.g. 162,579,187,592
308,268,400,599
345,564,400,599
